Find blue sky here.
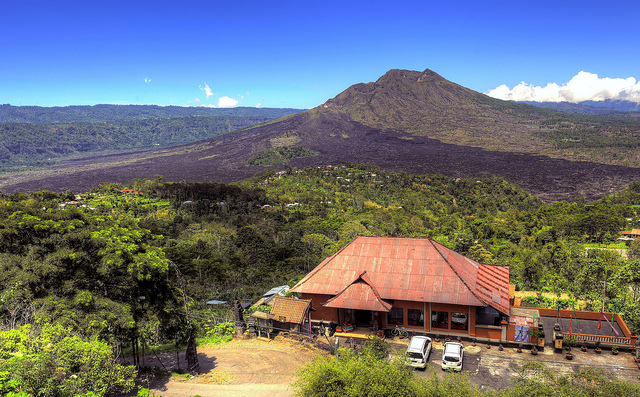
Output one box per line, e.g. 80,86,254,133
1,1,639,108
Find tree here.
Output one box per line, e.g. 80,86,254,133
628,239,640,260
468,244,495,265
0,323,136,396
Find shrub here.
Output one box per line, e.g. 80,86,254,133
202,322,234,344
293,347,421,397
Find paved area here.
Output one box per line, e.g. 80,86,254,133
412,340,640,390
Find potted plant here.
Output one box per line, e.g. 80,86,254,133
531,345,538,355
517,343,523,353
595,341,601,354
612,346,619,355
471,337,477,346
528,326,541,344
581,345,587,352
566,347,573,360
434,334,440,342
486,343,491,349
457,336,462,343
498,344,503,351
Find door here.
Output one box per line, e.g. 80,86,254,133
355,310,372,327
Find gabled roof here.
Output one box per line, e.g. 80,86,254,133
270,295,312,324
324,271,393,312
291,236,510,314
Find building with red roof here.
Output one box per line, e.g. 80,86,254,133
291,236,510,339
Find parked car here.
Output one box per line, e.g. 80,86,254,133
405,336,432,369
452,313,468,325
451,313,468,330
441,342,464,371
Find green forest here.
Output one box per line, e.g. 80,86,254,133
2,164,640,395
246,145,318,166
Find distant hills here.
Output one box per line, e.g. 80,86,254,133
3,69,640,203
0,104,302,123
0,105,302,172
521,99,640,117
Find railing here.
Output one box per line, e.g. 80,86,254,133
565,332,632,346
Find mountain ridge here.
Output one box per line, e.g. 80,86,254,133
2,68,640,203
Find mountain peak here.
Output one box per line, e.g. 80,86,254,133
321,67,484,116
374,68,444,84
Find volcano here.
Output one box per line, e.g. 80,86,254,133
2,68,640,202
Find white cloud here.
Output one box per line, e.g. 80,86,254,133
486,71,640,103
199,83,214,99
217,96,239,108
256,102,262,108
144,77,151,83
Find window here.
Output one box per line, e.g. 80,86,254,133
431,311,448,329
451,312,468,330
476,306,501,326
407,309,424,327
388,308,403,325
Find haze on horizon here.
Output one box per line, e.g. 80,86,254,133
1,1,639,109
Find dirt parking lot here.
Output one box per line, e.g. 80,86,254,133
136,337,321,397
134,336,640,396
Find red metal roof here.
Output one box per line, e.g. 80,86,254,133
270,296,311,324
291,236,510,314
324,272,392,312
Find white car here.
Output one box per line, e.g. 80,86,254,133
452,313,468,325
441,342,464,371
405,336,432,369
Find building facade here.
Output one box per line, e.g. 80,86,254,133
291,236,510,339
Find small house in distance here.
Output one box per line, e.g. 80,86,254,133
290,236,510,340
620,229,640,240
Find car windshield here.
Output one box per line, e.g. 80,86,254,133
409,352,423,359
444,346,460,355
444,355,459,362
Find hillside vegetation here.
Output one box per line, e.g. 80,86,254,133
246,145,318,166
2,164,640,394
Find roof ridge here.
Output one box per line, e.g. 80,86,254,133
291,237,360,292
359,271,392,310
428,239,487,306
